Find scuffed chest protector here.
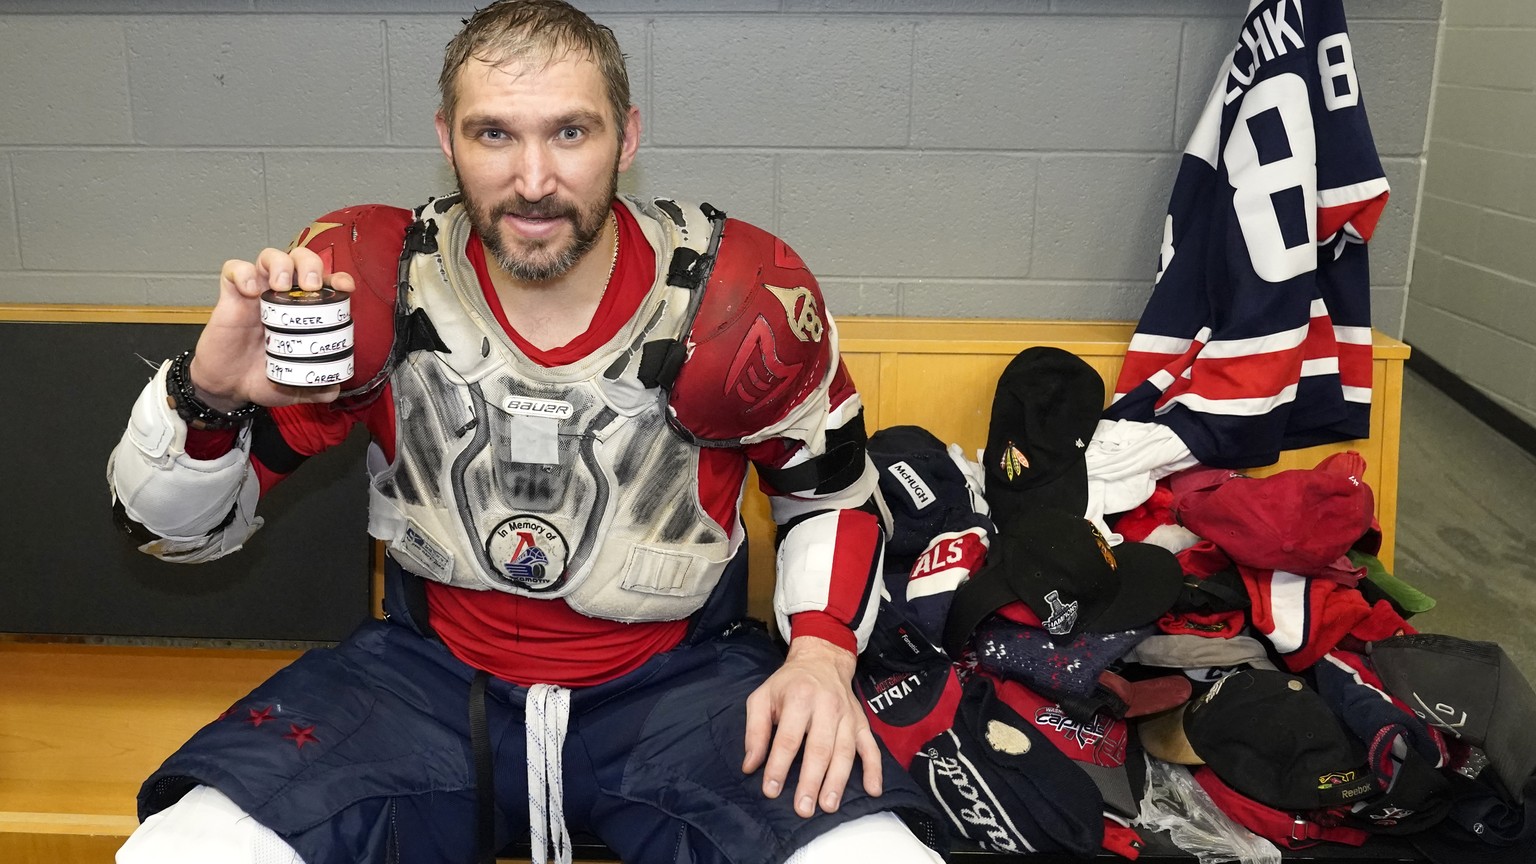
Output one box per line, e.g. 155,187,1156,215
367,195,739,622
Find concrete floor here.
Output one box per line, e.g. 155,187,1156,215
1393,369,1536,683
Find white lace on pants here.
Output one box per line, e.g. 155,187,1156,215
526,682,573,864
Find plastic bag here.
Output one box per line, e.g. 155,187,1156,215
1134,755,1281,864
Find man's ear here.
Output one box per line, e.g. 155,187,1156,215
617,105,641,173
434,111,455,167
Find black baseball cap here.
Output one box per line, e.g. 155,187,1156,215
944,503,1182,655
1183,669,1377,811
982,346,1104,527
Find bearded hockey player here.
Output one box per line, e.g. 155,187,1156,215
107,3,941,863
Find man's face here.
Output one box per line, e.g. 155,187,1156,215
436,54,639,283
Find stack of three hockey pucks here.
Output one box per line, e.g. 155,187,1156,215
261,286,354,387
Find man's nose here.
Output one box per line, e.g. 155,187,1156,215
512,142,558,201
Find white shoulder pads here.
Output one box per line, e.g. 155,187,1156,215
107,359,264,562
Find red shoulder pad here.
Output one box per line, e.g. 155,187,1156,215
668,219,832,441
286,205,412,390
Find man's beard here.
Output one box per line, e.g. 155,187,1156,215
459,168,618,283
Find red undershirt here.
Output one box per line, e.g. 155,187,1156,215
421,203,696,687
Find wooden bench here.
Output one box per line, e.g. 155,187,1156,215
0,309,1412,863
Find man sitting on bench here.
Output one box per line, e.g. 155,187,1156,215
107,3,940,862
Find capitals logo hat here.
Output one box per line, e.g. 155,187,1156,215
943,503,1182,655
1138,669,1377,811
983,346,1104,527
1371,634,1536,804
989,675,1143,822
909,675,1104,856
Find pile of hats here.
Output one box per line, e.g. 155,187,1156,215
1135,637,1536,862
858,345,1536,863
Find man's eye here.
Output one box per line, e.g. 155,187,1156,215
480,129,506,140
557,127,583,141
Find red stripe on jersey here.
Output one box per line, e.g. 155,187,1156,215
1338,341,1373,390
1301,311,1337,361
1319,193,1388,243
1115,351,1181,398
1117,334,1208,401
1160,345,1306,407
1154,375,1192,412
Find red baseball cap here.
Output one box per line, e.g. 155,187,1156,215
1174,453,1375,576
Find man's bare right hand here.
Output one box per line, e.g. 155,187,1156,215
190,246,356,411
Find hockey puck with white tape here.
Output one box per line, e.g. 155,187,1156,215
266,352,354,387
260,286,351,330
265,322,355,360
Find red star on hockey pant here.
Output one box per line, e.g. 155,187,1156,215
246,706,275,727
284,723,319,749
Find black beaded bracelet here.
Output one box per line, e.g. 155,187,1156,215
164,350,265,431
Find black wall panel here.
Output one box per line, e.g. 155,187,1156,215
3,321,372,641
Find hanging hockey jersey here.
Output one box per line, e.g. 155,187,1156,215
1106,0,1389,468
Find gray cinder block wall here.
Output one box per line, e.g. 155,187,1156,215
0,0,1438,336
1405,0,1536,427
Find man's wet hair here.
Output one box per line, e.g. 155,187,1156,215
439,0,631,134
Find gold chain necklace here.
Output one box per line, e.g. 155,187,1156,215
598,211,619,301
